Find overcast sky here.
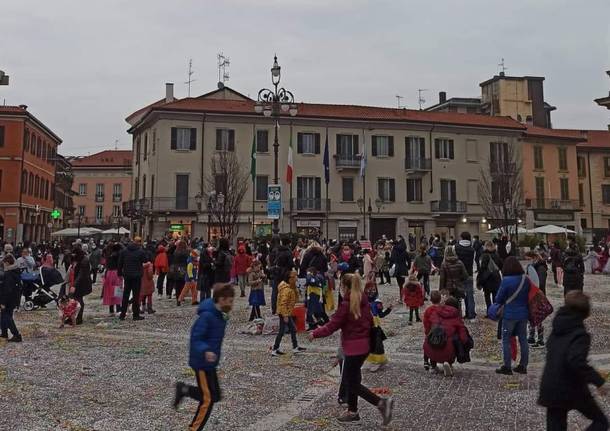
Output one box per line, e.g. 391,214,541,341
1,0,609,155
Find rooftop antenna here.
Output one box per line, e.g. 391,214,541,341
185,59,196,97
217,52,230,88
498,58,508,75
114,139,118,150
395,95,405,109
417,89,428,110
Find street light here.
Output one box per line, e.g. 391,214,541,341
254,55,297,237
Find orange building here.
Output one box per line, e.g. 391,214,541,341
70,150,132,229
0,105,62,243
521,127,583,232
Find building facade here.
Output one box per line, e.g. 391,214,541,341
0,105,61,243
53,154,75,229
70,150,132,229
125,85,524,242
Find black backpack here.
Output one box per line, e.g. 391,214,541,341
427,325,447,349
564,257,579,274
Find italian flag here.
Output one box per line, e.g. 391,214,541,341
286,124,293,184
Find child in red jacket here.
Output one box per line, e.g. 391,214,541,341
422,290,442,371
402,274,424,325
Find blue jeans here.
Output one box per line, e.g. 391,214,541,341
502,318,529,369
464,278,476,319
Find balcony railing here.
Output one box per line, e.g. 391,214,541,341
291,198,330,212
525,199,581,210
123,197,201,215
334,154,360,169
431,200,467,213
405,157,432,172
95,194,105,202
112,193,123,202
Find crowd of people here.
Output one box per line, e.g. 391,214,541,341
0,231,608,430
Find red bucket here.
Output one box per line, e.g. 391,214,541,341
292,304,307,333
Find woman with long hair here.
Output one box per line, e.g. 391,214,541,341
309,273,394,425
168,240,189,306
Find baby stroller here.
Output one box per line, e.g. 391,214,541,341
21,267,66,311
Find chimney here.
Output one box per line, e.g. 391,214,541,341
18,104,27,110
439,91,447,104
165,83,174,103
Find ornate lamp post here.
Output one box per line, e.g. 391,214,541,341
254,56,297,237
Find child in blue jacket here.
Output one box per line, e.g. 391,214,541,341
174,283,235,430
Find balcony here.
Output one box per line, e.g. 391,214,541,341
123,197,200,216
405,157,432,173
334,154,360,169
431,200,467,213
112,193,123,202
525,199,581,211
291,198,330,212
95,194,105,202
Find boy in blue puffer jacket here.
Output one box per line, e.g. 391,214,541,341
173,283,235,430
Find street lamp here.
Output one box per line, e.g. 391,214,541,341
254,55,297,237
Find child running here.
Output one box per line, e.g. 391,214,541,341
365,281,392,371
174,283,235,431
272,270,306,356
178,249,200,306
402,274,424,325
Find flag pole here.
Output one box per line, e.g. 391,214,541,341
289,123,293,234
325,127,329,241
251,124,256,239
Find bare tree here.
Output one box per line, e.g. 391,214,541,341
204,151,250,240
478,140,523,237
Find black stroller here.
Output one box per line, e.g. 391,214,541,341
21,267,67,311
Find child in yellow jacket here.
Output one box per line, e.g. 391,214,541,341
271,270,306,356
178,249,199,306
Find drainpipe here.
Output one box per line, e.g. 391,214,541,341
587,151,594,232
428,125,435,194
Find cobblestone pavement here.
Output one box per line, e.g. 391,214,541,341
1,273,609,430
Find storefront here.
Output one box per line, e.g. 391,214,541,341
533,211,576,233
296,220,321,238
338,221,358,242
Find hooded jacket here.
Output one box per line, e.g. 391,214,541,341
390,239,410,277
439,256,468,297
276,280,299,317
154,245,169,273
118,242,147,278
538,307,605,408
189,299,228,371
233,248,252,275
562,248,584,292
454,240,475,277
423,304,468,364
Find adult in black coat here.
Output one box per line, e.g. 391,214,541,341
0,255,22,342
472,235,483,272
299,243,328,278
117,238,148,320
214,238,234,285
72,247,92,325
476,242,503,311
538,291,608,430
562,245,585,296
197,246,215,301
390,236,410,296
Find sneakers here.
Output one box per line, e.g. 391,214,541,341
337,412,360,423
293,346,307,354
442,362,454,377
0,333,8,339
495,366,513,375
377,397,394,425
133,316,145,321
271,349,285,357
118,314,126,321
173,382,185,409
424,362,430,371
8,334,22,343
513,364,527,374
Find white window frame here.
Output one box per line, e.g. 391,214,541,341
96,205,103,220
175,128,192,151
301,133,316,155
78,183,87,196
375,136,390,157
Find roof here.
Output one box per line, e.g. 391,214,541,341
70,150,132,168
131,95,525,131
425,97,482,112
0,105,62,143
595,95,610,108
573,129,610,149
523,127,610,150
523,126,586,142
479,74,545,87
125,97,173,123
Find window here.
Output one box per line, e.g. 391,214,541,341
95,183,104,198
467,179,478,204
371,136,394,157
142,175,146,199
406,178,422,202
171,127,197,151
535,177,545,204
175,174,189,209
255,176,268,201
604,158,610,177
134,178,139,199
143,133,148,160
152,129,156,154
297,132,320,155
113,183,122,201
21,170,27,193
30,133,35,154
79,183,87,196
490,142,509,172
336,134,359,158
296,176,322,210
602,185,610,204
78,206,85,216
440,179,457,203
28,172,34,195
0,125,4,147
256,130,269,153
558,147,568,171
96,205,103,220
150,175,155,204
34,175,40,197
581,218,587,229
342,177,354,202
560,178,569,200
0,169,2,191
534,146,544,170
579,183,584,207
135,136,140,164
214,174,227,196
113,205,121,217
434,138,454,159
577,156,586,177
36,137,42,158
378,178,395,202
42,141,47,160
466,139,478,162
214,129,234,151
406,136,426,168
24,129,29,151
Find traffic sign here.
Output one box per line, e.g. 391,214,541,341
267,185,282,220
51,209,62,219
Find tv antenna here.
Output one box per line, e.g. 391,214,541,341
114,139,118,150
217,52,230,88
498,58,508,75
395,95,405,109
185,59,196,97
417,89,428,110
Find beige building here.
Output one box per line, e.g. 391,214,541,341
125,84,524,242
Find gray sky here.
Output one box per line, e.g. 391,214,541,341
1,0,609,155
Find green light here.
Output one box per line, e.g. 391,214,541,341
51,209,61,219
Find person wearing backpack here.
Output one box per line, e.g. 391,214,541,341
562,243,584,296
493,256,531,376
439,246,469,304
423,295,468,377
477,241,503,313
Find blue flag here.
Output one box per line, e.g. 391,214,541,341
323,131,330,185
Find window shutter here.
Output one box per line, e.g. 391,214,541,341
215,129,222,151
378,179,383,200
449,141,454,159
388,136,394,157
190,128,197,150
315,177,321,198
314,133,321,154
372,137,378,156
297,177,303,197
0,126,4,147
390,179,395,201
434,139,439,158
336,135,340,155
228,130,235,151
353,135,359,156
297,133,303,154
419,138,425,159
171,128,177,150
